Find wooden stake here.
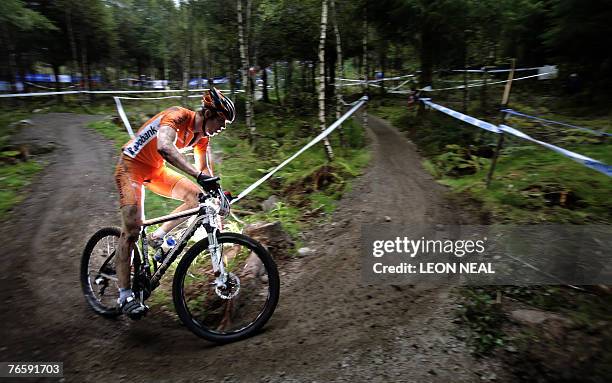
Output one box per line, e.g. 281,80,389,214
485,59,516,188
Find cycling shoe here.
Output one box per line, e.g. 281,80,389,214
119,295,148,320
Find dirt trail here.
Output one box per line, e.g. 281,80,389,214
1,112,507,382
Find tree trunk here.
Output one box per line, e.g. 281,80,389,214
480,68,488,112
65,5,79,91
418,25,434,88
262,66,270,103
327,50,335,101
330,0,345,146
394,43,402,75
311,63,316,94
181,3,192,106
79,35,92,102
1,25,19,93
229,69,235,98
379,46,387,94
300,62,309,93
273,62,281,105
52,63,63,104
182,46,191,105
362,8,368,129
318,0,334,161
418,24,433,116
237,0,256,143
285,60,293,99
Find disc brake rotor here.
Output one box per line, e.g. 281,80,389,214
214,272,241,299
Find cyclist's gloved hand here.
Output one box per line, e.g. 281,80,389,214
197,172,220,192
223,190,234,202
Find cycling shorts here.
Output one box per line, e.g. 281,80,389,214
114,156,186,208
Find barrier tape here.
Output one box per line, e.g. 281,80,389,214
0,87,228,98
421,98,501,133
338,96,363,107
232,96,369,203
336,74,415,83
386,72,555,95
502,109,612,137
24,82,77,90
421,98,611,177
499,125,612,177
452,67,541,73
0,90,81,98
389,78,414,91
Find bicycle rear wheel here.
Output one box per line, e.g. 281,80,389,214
81,227,140,317
172,232,280,343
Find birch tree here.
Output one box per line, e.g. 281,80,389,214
361,7,368,129
318,0,334,161
237,0,256,144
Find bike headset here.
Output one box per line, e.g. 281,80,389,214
200,87,236,136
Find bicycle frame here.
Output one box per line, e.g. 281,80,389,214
133,192,230,301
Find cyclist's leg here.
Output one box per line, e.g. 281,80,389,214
114,160,144,291
114,160,149,316
146,166,201,236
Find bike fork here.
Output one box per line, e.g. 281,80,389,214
207,228,227,287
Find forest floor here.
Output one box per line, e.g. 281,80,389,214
1,112,512,382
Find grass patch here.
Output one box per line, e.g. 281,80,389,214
0,160,44,217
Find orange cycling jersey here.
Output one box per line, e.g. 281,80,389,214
115,106,210,208
122,106,209,168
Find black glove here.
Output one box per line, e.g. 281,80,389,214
196,172,220,192
223,190,234,202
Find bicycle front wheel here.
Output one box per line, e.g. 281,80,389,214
172,232,280,343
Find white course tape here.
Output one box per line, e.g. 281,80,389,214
419,98,611,177
24,82,77,90
0,90,81,98
452,67,540,73
115,95,183,101
336,74,416,87
421,99,501,133
389,79,415,91
418,72,554,92
113,97,135,138
367,74,416,83
499,125,611,177
336,78,364,83
336,82,368,88
0,87,218,98
232,96,369,203
337,74,415,83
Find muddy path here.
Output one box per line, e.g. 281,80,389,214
0,112,508,382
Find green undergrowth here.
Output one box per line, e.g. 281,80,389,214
0,160,44,218
0,108,46,219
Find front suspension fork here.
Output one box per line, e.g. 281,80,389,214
206,225,227,287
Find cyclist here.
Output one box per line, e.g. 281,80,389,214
114,87,236,318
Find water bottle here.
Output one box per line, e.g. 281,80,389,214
154,236,176,262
